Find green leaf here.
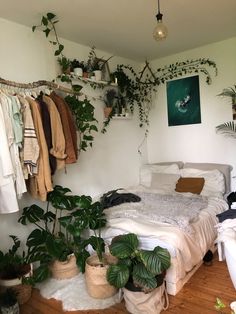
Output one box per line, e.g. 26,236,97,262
47,12,56,20
107,264,130,288
32,264,50,283
18,204,45,225
32,25,36,32
42,16,48,26
109,233,139,258
72,84,83,92
43,28,51,37
140,246,171,275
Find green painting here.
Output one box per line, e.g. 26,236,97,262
166,75,201,126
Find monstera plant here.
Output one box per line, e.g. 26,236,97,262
107,233,171,292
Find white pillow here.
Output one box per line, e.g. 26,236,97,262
140,164,180,187
151,173,180,192
180,168,225,197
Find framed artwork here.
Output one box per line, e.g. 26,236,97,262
166,75,201,126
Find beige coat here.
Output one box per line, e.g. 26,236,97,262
26,97,53,201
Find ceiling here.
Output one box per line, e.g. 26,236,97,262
0,0,235,61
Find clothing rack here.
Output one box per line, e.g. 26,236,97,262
0,77,80,95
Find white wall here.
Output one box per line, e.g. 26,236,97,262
0,18,147,249
147,37,236,189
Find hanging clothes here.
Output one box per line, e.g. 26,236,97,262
50,91,78,164
26,96,53,201
0,93,27,198
37,93,57,175
0,103,19,213
18,95,40,179
42,94,67,170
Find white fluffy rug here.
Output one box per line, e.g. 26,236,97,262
37,273,121,311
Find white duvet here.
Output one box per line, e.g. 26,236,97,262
101,187,228,274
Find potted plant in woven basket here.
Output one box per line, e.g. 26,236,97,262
73,199,118,299
0,288,19,314
107,233,171,314
0,236,32,305
18,185,92,283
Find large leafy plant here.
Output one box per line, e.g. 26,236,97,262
107,233,171,292
18,186,89,282
0,235,30,280
18,185,107,281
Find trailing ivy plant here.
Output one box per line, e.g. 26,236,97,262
111,58,217,132
65,95,98,152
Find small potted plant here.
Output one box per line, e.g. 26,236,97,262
0,236,32,305
57,56,71,74
0,288,19,314
107,233,171,313
103,88,118,118
71,59,83,77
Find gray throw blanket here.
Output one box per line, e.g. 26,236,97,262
104,192,208,234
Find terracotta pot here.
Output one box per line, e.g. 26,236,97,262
85,254,117,299
50,254,79,280
104,107,112,118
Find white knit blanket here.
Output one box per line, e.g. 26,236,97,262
105,192,208,234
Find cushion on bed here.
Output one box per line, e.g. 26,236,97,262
183,162,232,194
175,177,205,194
140,164,180,187
180,168,225,197
151,173,180,192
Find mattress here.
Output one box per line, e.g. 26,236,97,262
101,188,228,295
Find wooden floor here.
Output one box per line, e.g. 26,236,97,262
20,254,236,314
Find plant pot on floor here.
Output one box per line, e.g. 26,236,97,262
104,107,113,118
0,264,32,305
85,254,117,299
123,282,166,314
49,254,79,280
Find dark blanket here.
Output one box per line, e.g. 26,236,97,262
100,188,141,209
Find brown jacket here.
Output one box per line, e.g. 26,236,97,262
50,92,78,164
42,95,67,170
26,97,53,201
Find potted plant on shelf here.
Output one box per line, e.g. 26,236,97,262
71,59,84,77
0,288,19,314
0,236,32,305
18,185,92,283
107,233,171,314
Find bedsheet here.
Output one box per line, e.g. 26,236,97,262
101,187,228,282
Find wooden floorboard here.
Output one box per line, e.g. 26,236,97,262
20,254,236,314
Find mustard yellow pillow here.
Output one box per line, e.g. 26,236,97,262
175,177,205,194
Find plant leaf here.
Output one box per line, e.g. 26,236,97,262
107,264,129,288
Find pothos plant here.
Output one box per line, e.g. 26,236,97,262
65,95,98,152
109,59,218,133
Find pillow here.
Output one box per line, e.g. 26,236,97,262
140,164,180,187
180,168,225,197
175,177,205,194
151,173,180,192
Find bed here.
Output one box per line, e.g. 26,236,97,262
100,162,232,295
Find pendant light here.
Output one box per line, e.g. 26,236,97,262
153,0,168,41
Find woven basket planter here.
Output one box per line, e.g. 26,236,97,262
85,254,118,299
0,264,32,305
50,254,79,280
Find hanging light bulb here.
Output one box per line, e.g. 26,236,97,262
153,0,168,41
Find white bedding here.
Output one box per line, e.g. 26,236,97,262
101,187,228,293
